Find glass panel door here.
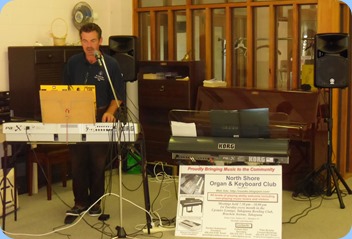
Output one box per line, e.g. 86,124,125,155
175,10,187,60
254,7,270,88
193,9,206,62
156,11,169,60
276,5,293,90
212,8,226,81
232,8,247,87
299,5,317,90
138,12,151,60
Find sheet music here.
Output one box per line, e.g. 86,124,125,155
171,121,197,137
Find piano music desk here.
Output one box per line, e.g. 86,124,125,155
180,198,203,216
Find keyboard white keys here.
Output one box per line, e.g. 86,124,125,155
2,122,139,143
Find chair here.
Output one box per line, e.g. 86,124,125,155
27,145,70,200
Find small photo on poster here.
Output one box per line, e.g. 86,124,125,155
178,219,202,232
179,173,205,194
179,196,204,216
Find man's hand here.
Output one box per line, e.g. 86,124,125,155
101,99,120,122
102,112,116,122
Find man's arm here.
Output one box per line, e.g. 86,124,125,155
101,99,121,122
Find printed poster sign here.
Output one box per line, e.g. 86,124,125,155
176,165,282,239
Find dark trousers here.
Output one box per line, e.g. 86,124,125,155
68,143,108,207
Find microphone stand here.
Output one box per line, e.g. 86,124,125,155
98,53,126,238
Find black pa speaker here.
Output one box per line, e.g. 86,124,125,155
314,33,350,88
109,36,137,82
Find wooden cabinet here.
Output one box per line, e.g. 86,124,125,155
138,61,204,164
8,46,108,120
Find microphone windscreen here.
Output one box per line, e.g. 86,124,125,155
94,51,101,59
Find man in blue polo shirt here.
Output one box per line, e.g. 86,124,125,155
63,23,125,217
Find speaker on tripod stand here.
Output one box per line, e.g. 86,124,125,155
314,33,349,88
312,33,352,208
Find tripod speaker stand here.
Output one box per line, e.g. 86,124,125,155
312,33,352,208
313,89,352,208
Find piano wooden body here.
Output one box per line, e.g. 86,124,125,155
170,87,325,191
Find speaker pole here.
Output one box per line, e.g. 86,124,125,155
298,33,352,207
313,88,352,208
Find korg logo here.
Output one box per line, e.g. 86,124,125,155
218,143,235,150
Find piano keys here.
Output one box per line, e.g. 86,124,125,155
178,219,202,231
168,136,290,165
180,174,205,194
2,121,139,143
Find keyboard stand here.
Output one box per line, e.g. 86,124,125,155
0,139,152,233
1,141,18,230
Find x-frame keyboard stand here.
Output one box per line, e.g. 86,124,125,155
1,139,152,234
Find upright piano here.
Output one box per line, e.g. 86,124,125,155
169,87,324,190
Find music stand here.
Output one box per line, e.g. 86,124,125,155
39,88,96,124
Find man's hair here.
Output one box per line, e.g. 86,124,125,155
79,23,102,39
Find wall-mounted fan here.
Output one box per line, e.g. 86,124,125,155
72,2,94,30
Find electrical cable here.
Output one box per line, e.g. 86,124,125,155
3,192,153,238
145,162,178,230
283,195,324,224
7,86,148,238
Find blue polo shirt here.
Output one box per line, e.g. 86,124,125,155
63,52,126,109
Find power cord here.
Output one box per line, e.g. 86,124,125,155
283,195,324,224
3,192,153,238
147,162,178,229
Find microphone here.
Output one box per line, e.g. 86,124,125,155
94,50,103,66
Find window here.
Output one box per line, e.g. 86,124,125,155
135,1,321,90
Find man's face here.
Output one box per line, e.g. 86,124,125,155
80,31,102,57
